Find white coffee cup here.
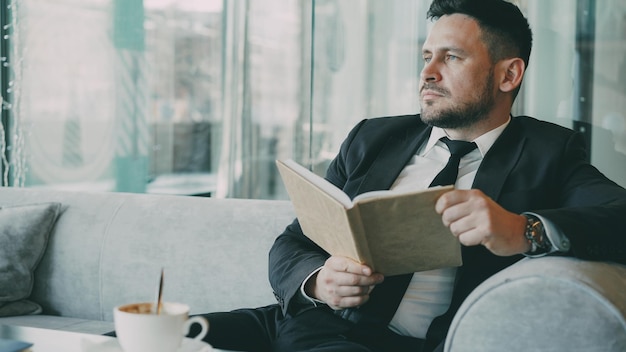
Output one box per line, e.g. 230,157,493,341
114,301,209,352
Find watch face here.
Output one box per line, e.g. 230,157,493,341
531,221,544,235
532,221,551,251
524,216,550,255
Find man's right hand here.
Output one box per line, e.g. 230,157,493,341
304,256,385,310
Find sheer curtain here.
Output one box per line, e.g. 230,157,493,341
309,0,429,174
215,0,305,199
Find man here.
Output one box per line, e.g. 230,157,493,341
200,0,626,351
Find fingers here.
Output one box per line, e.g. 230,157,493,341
436,190,487,228
325,256,374,276
316,256,384,310
324,257,384,288
455,228,484,247
437,190,497,244
435,189,482,215
436,190,531,256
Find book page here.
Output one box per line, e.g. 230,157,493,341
352,185,451,203
356,185,460,275
276,159,353,208
276,160,372,263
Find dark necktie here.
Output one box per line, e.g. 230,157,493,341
429,137,478,187
356,136,478,331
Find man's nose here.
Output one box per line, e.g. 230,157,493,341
420,61,441,83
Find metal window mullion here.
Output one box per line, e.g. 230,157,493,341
0,0,11,185
574,0,596,160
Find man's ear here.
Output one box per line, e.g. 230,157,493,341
498,58,525,93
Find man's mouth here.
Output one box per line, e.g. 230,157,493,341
421,90,445,101
422,90,442,98
420,84,447,100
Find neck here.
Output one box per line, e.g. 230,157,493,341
444,113,511,141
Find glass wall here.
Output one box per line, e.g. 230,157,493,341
1,0,624,199
0,0,308,199
521,0,626,186
309,0,626,188
308,0,431,175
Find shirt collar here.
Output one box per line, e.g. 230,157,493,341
422,116,511,157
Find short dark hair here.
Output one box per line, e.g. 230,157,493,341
427,0,533,69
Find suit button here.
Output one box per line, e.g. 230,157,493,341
273,292,284,304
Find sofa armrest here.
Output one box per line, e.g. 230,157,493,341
445,256,626,352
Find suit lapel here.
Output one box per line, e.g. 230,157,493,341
355,124,432,194
472,119,525,200
355,118,526,199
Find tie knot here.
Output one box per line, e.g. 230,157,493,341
440,137,477,158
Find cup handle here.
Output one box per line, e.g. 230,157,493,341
183,316,209,341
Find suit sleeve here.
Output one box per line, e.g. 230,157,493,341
534,132,626,263
268,120,367,316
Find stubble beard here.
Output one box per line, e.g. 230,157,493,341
420,70,495,130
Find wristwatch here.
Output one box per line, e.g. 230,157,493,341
523,214,552,255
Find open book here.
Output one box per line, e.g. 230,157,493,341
276,159,462,276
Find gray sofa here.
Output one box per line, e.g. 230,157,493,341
1,186,625,351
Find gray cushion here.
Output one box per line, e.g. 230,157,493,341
445,257,626,352
0,202,62,316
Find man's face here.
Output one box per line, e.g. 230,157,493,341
419,14,497,129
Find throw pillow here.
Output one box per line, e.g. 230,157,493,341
0,202,63,316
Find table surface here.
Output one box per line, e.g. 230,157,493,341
1,325,114,352
0,325,226,352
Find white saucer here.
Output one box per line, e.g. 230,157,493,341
82,337,214,352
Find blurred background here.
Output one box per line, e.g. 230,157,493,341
1,0,624,199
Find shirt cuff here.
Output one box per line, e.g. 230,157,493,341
299,267,325,306
523,212,571,256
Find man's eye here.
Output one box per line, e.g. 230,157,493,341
423,57,432,63
446,55,458,61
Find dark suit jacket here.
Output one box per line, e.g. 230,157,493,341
268,114,626,348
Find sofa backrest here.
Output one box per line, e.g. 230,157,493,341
0,187,295,322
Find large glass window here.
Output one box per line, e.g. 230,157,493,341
1,0,624,198
521,0,626,186
0,0,307,199
3,0,228,194
309,0,626,188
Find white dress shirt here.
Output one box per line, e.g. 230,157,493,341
388,123,508,338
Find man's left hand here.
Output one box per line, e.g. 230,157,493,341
435,189,530,256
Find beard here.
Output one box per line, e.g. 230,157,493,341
420,70,495,129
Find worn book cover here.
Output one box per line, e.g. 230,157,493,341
276,159,462,276
0,338,33,352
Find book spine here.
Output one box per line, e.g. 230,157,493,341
346,206,375,269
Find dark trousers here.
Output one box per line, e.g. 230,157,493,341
189,304,443,352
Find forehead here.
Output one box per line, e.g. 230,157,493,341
422,14,486,53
